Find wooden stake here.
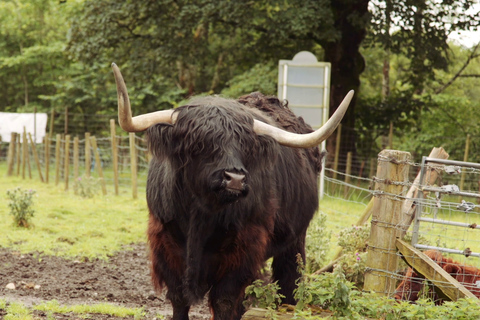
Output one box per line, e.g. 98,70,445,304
460,134,471,191
401,147,449,236
90,136,107,196
396,239,479,302
73,136,79,182
85,132,91,177
64,135,71,191
22,128,27,179
364,149,411,296
16,133,21,176
333,124,341,180
110,119,119,195
45,133,50,183
55,134,61,185
129,132,138,199
344,151,352,198
28,133,44,182
6,132,17,176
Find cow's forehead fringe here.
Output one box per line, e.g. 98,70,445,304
178,95,276,126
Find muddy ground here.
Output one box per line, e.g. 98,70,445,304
0,243,211,319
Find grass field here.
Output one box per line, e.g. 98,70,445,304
0,167,148,260
0,162,370,263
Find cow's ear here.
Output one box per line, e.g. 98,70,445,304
443,263,461,275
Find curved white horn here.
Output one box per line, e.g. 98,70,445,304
253,90,354,148
112,63,176,132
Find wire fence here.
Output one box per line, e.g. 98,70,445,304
2,131,480,303
361,151,480,303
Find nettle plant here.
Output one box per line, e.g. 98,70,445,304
6,187,36,228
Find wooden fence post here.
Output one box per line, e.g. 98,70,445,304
90,136,107,196
129,132,138,199
45,133,50,183
364,149,411,296
55,134,61,185
28,133,44,183
64,135,71,191
16,133,21,176
6,132,17,176
73,136,79,182
22,128,27,179
333,124,341,180
460,134,470,191
85,132,91,177
110,119,119,195
344,152,352,198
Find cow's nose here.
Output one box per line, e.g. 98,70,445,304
223,171,246,192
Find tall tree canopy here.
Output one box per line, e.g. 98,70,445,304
1,0,479,161
65,0,479,158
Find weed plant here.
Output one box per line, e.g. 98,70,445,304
73,175,99,198
6,187,36,228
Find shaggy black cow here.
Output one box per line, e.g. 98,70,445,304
112,63,353,320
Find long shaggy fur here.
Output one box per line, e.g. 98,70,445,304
145,93,322,320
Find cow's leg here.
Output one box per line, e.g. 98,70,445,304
271,232,306,304
166,288,190,320
208,274,250,320
148,217,190,320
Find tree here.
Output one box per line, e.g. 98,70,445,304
0,0,76,112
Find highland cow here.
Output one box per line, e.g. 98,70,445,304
111,63,353,320
395,250,480,304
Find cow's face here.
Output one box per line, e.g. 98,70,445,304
148,103,278,206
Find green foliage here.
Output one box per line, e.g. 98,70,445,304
305,212,331,272
221,62,277,98
244,279,284,309
293,267,356,318
335,224,369,288
244,279,284,319
6,187,36,228
73,175,99,198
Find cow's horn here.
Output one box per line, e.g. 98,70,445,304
112,63,176,132
253,90,353,148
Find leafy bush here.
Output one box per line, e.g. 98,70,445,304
73,175,99,198
6,187,36,228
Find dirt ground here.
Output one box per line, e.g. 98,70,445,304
0,243,211,319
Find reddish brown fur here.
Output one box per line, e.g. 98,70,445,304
395,250,480,303
147,215,184,292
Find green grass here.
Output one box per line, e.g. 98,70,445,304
35,300,145,318
0,299,144,319
1,168,148,260
317,194,370,262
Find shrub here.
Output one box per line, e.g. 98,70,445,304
6,187,36,228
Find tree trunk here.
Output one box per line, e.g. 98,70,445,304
321,0,369,170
